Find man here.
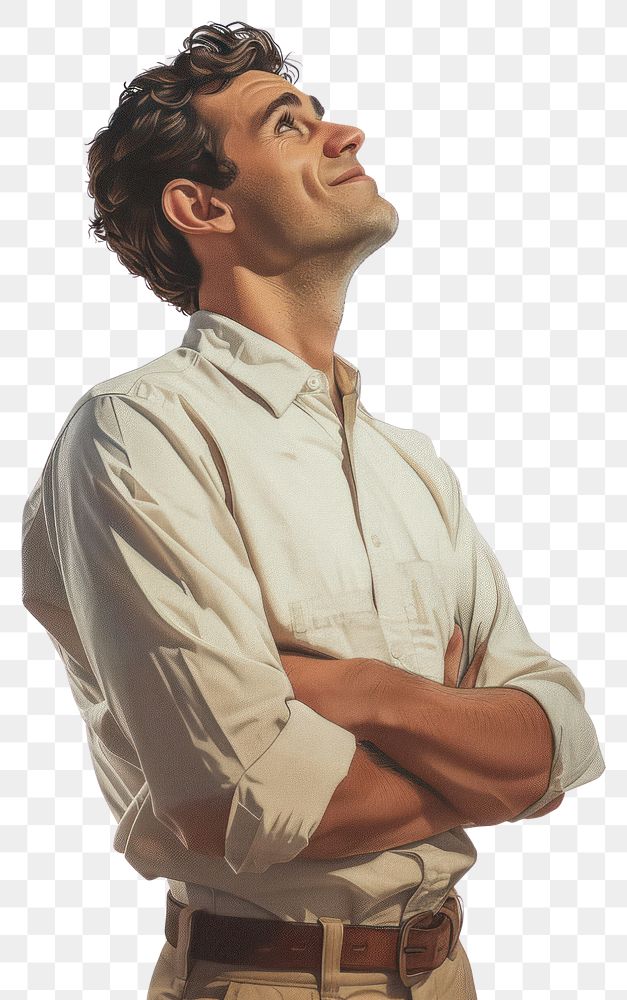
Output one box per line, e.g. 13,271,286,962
21,21,605,1000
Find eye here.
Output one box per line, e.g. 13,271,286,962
275,110,300,134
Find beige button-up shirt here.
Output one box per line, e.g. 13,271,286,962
21,310,605,926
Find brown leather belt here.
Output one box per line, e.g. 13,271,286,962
165,890,464,987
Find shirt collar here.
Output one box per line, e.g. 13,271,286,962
181,310,362,419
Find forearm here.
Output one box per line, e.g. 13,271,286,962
300,742,468,860
279,650,374,735
177,744,466,867
182,744,466,862
171,656,556,863
278,648,554,827
279,649,477,837
366,663,555,826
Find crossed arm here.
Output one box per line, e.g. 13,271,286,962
277,627,564,859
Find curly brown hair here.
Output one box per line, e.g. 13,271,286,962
86,21,300,316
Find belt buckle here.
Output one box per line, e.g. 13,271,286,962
397,909,434,988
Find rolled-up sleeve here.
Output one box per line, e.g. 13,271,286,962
440,457,605,822
48,392,356,874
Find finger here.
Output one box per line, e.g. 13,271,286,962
443,623,463,687
459,636,488,688
459,639,486,688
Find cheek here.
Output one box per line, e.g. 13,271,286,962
248,176,315,223
302,168,325,201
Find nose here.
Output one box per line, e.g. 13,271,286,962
322,122,365,159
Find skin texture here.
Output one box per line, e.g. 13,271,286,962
160,71,564,856
161,69,399,422
281,624,565,845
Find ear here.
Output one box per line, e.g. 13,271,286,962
161,179,235,236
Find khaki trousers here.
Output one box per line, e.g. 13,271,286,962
147,907,478,1000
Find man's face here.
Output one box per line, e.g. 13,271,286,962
191,70,399,271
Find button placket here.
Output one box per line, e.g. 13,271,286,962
350,429,417,665
338,398,380,616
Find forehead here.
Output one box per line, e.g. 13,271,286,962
192,70,303,135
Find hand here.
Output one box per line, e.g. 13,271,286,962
443,623,488,688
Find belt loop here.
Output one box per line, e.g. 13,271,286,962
317,916,345,1000
173,904,197,983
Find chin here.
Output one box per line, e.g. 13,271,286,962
367,197,400,243
379,194,400,228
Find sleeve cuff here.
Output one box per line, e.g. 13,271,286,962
503,676,606,821
223,700,357,874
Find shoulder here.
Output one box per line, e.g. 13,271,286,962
356,404,462,540
54,346,198,444
49,349,230,508
48,341,207,458
356,402,437,457
356,403,450,480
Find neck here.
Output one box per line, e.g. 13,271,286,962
197,256,354,411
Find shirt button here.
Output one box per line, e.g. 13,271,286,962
371,533,381,547
306,373,322,390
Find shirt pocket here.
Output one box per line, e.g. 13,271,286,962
399,557,454,683
288,586,382,658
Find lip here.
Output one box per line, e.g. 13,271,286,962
329,165,367,185
336,174,372,184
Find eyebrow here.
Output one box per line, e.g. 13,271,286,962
250,91,326,133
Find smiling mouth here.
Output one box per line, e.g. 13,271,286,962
329,164,369,185
338,174,372,183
